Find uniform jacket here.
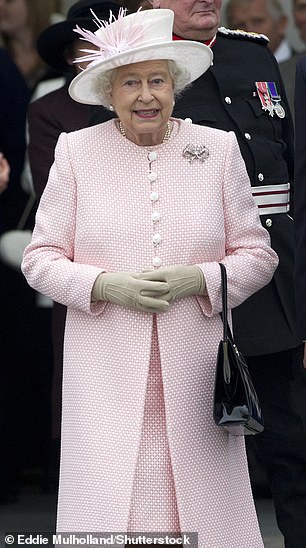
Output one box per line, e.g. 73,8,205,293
22,119,277,543
172,29,300,356
294,53,306,340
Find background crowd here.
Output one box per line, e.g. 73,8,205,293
1,0,306,546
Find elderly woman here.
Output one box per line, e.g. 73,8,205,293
22,8,278,547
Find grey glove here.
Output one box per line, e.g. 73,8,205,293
92,271,170,313
140,265,206,303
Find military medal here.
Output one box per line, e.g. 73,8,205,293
267,81,285,118
255,81,274,116
255,81,285,119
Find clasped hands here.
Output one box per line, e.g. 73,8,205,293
92,265,206,313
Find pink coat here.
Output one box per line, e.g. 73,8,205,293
22,119,278,546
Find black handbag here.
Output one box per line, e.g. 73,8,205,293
213,263,264,435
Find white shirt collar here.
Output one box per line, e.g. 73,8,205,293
274,39,292,63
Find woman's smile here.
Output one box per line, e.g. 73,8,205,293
134,109,160,118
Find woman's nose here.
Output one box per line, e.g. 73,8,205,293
138,84,154,102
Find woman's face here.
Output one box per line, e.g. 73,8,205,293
0,0,28,35
109,60,174,146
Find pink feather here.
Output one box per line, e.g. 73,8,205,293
73,8,145,66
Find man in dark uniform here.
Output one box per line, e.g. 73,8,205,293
144,1,306,547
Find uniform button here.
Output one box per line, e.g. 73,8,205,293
150,191,159,202
148,172,157,182
148,151,157,162
152,233,162,245
153,257,162,267
184,117,193,123
265,218,273,227
152,211,161,223
245,133,251,140
258,173,264,181
225,96,232,104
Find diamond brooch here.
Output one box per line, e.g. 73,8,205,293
183,144,209,163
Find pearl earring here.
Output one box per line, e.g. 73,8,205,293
109,105,114,111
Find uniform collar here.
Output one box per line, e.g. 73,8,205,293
172,33,217,47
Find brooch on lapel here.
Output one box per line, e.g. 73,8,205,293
183,144,210,163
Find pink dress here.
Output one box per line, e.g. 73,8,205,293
128,317,181,531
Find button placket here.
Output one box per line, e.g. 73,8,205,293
147,152,162,267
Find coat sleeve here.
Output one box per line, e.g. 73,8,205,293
21,132,106,315
27,97,60,201
196,131,279,317
294,54,306,339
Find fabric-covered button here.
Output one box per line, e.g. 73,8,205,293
148,172,157,183
152,233,162,245
153,257,162,267
148,151,157,162
265,218,273,227
152,211,161,223
150,191,159,202
184,118,192,123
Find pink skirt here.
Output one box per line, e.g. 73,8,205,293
127,317,181,532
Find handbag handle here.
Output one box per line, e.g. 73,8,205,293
219,263,228,342
219,262,237,346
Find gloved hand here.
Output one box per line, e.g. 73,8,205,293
140,265,206,303
91,271,170,313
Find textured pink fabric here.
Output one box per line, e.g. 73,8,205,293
22,118,278,546
127,316,181,532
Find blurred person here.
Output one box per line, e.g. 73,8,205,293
225,0,290,62
26,0,122,487
0,46,31,502
0,0,63,93
225,0,300,112
294,0,306,44
294,53,306,380
0,46,30,232
29,0,121,200
22,8,278,542
144,1,306,546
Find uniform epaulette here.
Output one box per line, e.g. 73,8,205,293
217,26,269,45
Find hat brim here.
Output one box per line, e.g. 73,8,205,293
69,41,213,105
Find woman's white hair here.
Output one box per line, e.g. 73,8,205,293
93,60,191,109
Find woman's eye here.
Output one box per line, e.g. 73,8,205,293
124,80,139,88
151,78,164,86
